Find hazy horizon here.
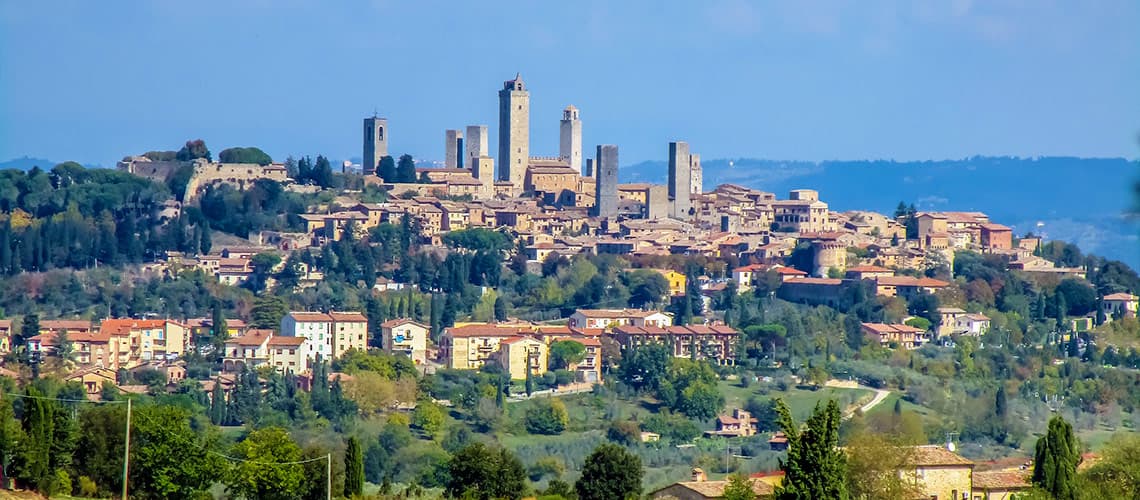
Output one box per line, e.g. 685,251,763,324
2,1,1138,167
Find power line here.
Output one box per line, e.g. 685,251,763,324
1,392,129,404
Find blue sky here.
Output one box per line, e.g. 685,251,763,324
1,0,1138,167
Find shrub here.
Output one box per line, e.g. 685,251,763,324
607,419,641,446
525,399,569,435
54,470,72,496
77,476,98,497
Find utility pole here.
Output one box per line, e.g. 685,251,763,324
122,398,132,500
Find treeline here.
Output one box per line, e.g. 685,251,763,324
0,162,208,274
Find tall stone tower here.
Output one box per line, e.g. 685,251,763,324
444,129,464,168
689,153,702,194
559,105,582,174
363,116,388,176
497,73,530,188
668,141,692,219
593,145,618,218
465,125,488,168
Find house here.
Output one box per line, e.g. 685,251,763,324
267,335,309,374
777,277,845,307
496,336,549,380
979,223,1013,251
654,269,688,296
222,329,273,372
281,312,333,360
0,320,11,355
328,312,369,358
439,324,528,371
99,319,189,363
955,313,991,336
65,367,119,396
862,323,928,349
971,470,1032,500
902,445,974,500
732,264,770,289
872,276,950,298
549,335,603,383
381,319,431,365
774,266,808,282
845,264,895,281
768,431,789,451
936,307,967,337
1103,292,1138,319
650,468,774,500
705,408,758,437
567,309,673,329
612,324,739,365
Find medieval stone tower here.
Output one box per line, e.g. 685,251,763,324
560,105,582,174
668,141,692,219
497,73,530,188
362,116,388,176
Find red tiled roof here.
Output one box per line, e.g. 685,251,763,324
267,335,307,347
380,318,430,329
972,471,1031,490
444,324,528,338
287,312,334,322
847,265,893,273
1104,292,1137,301
328,312,367,322
861,323,924,334
229,329,273,346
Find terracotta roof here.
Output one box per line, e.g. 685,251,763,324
228,329,273,346
99,319,168,336
500,336,543,346
980,223,1011,231
287,312,334,322
875,276,950,288
862,323,924,334
574,308,665,319
267,335,307,347
380,318,430,329
775,267,808,276
614,325,739,336
972,470,1031,490
937,307,967,314
0,320,11,330
657,478,774,497
847,265,893,273
1104,292,1137,301
328,311,367,322
784,277,843,285
908,446,974,466
444,324,528,338
41,320,95,331
962,313,991,322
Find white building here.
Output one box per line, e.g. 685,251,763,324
381,319,431,365
1104,293,1138,319
281,312,333,361
568,309,674,330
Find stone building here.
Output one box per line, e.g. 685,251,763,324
444,129,463,168
465,125,488,167
363,116,388,176
559,105,582,173
497,73,530,188
668,141,692,219
689,153,702,194
594,145,619,218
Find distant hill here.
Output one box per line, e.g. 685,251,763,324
0,156,56,171
622,156,1139,268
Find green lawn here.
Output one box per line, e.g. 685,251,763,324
718,380,873,420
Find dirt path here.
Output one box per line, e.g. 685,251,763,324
824,379,891,419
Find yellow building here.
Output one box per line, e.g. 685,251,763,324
497,336,549,380
654,269,688,296
439,324,527,370
903,446,974,500
329,312,369,358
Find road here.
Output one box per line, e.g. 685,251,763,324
824,379,891,419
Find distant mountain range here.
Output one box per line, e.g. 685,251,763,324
622,156,1139,268
0,157,59,171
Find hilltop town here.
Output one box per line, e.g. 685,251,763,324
1,73,1138,500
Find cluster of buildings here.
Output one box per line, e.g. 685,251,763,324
118,156,292,203
651,445,1033,500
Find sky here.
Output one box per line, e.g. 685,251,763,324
1,0,1138,167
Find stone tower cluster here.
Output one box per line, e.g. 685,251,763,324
668,141,691,219
498,73,530,188
362,116,388,176
444,129,464,168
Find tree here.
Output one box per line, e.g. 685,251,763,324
575,443,642,500
128,406,227,498
246,252,282,293
16,387,53,494
218,147,272,165
494,295,508,322
18,312,39,360
445,443,527,500
1080,433,1140,498
525,398,569,435
312,155,334,188
227,427,306,500
0,398,23,487
176,139,211,161
396,154,416,183
344,437,364,497
676,381,724,421
774,399,848,500
723,473,757,500
549,340,586,370
377,155,397,182
412,402,445,438
617,343,671,392
843,432,920,500
1032,415,1080,500
251,295,288,329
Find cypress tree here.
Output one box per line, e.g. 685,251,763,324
344,437,364,497
19,387,54,493
1033,415,1080,500
774,399,848,500
209,381,227,425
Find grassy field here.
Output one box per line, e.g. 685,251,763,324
718,380,874,420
